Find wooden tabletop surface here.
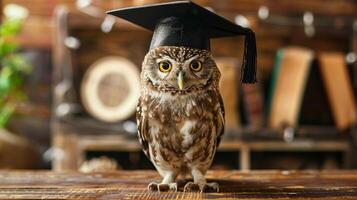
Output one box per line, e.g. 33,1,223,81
0,170,356,199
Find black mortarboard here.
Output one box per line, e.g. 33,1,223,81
107,1,257,83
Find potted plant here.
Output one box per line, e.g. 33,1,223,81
0,17,31,128
0,5,39,169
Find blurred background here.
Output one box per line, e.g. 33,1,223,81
0,0,357,172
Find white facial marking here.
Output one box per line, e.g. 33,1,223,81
156,56,176,64
184,55,200,66
149,90,175,104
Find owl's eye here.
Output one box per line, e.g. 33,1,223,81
189,60,202,72
159,61,172,72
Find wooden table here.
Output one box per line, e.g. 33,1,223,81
0,170,356,199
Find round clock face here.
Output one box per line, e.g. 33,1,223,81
81,56,140,122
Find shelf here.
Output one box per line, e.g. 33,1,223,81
78,134,349,153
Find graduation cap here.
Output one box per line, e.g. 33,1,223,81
107,1,257,83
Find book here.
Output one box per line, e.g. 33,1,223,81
268,47,314,129
216,58,241,133
317,52,357,130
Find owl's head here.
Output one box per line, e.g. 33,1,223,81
142,46,220,93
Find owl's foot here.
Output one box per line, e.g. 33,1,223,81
148,182,178,192
183,181,219,193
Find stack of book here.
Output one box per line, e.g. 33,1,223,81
216,47,357,137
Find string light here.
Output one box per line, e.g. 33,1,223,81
76,0,92,9
64,36,81,49
76,0,117,33
3,4,29,19
123,121,137,135
56,103,71,117
346,52,357,64
258,6,269,20
283,127,294,143
101,16,116,33
303,11,314,26
303,11,315,37
43,147,66,162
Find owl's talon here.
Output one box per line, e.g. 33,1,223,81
148,182,159,191
148,182,178,192
183,182,199,192
168,182,178,192
158,183,169,192
184,182,219,193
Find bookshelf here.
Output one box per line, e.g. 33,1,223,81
52,119,352,171
49,3,357,171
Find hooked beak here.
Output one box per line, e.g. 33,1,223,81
177,71,184,90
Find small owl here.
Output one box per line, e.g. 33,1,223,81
137,46,224,192
108,0,257,193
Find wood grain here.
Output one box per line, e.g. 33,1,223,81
0,170,356,199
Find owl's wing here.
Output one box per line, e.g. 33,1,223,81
136,97,150,158
215,93,225,147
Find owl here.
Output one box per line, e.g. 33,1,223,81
136,46,225,192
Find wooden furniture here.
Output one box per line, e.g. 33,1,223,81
50,5,357,172
51,7,149,171
0,129,39,169
52,120,352,171
0,170,356,199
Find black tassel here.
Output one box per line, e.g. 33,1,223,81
241,28,257,83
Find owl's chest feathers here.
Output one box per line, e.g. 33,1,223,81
146,89,215,124
144,89,218,153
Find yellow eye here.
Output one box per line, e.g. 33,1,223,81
190,60,202,72
159,61,172,72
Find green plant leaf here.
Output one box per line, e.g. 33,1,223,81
0,103,14,128
0,67,12,94
3,54,31,73
0,42,18,57
0,18,29,128
0,19,23,37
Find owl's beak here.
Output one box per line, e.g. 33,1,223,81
177,71,184,90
